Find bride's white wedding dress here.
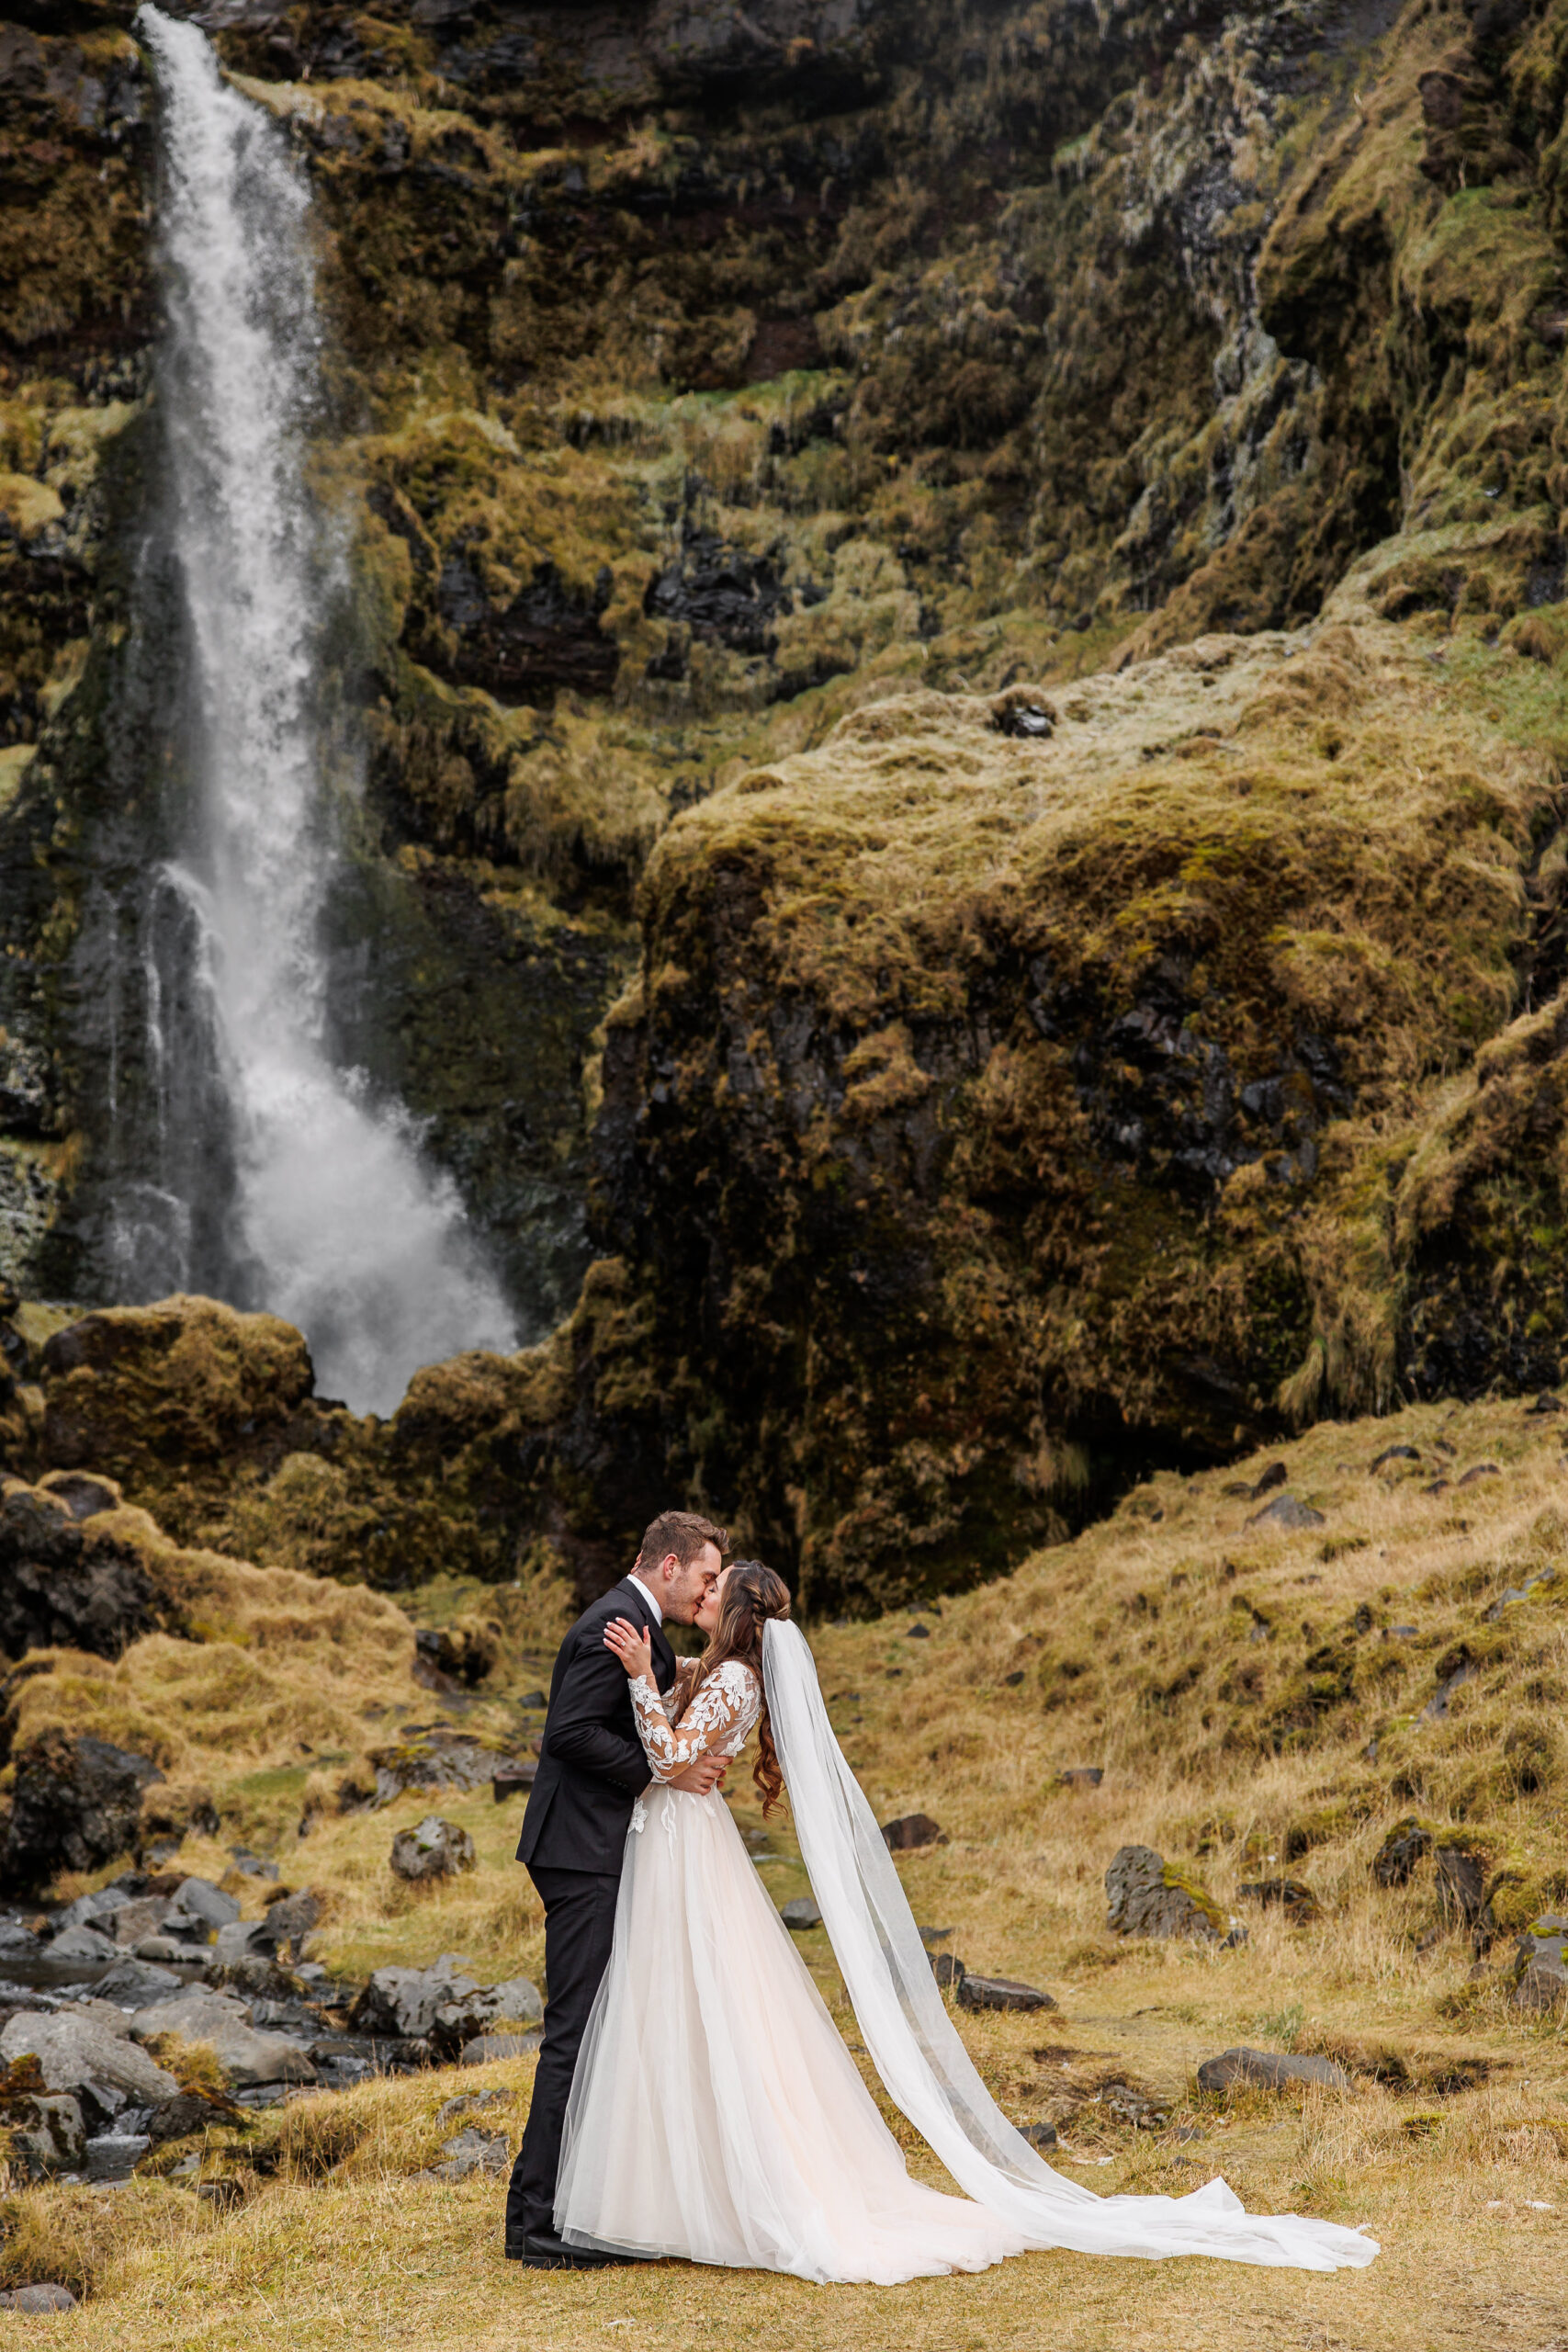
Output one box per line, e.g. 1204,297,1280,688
555,1628,1379,2284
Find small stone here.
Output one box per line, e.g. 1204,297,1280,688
1455,1463,1501,1487
85,2130,151,2180
1526,1391,1562,1414
907,1623,930,1638
880,1814,946,1852
435,2088,512,2128
780,1898,821,1930
459,2031,540,2065
1018,2119,1058,2150
389,1815,476,1882
1369,1445,1420,1472
426,2124,510,2180
4,2285,77,2312
173,1878,240,1930
1249,1461,1289,1497
491,1761,536,1801
931,1953,966,1991
957,1973,1056,2015
1196,2047,1350,2094
1245,1493,1326,1532
1056,1768,1103,1790
133,1936,190,1963
917,1925,953,1948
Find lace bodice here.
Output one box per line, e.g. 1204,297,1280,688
629,1658,761,1782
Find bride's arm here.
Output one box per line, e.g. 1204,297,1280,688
603,1626,753,1783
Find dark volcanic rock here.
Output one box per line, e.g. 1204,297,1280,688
1,1730,164,1891
1245,1492,1325,1532
956,1973,1056,2014
644,529,794,667
1371,1815,1433,1887
0,1477,157,1660
430,553,617,704
1236,1876,1322,1924
880,1813,946,1852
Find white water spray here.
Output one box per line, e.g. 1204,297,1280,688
137,6,516,1413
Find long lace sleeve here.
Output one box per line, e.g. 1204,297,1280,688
628,1660,758,1782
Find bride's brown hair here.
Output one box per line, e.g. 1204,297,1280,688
686,1558,791,1815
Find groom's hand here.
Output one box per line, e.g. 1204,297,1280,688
666,1755,729,1795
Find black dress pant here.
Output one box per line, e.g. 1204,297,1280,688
506,1864,621,2241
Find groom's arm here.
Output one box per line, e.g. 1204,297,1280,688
544,1630,655,1795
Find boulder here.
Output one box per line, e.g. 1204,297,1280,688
1510,1916,1568,2013
432,1976,542,2056
880,1814,947,1852
956,1973,1056,2014
1371,1815,1435,1887
0,1476,158,1661
8,2092,85,2179
0,2009,177,2105
49,1923,118,1962
130,1988,317,2087
350,1954,475,2040
931,1953,965,1990
0,1730,164,1892
1245,1493,1326,1532
0,2286,77,2312
423,2124,509,2180
389,1815,476,1882
107,1894,173,1947
94,1958,185,2007
253,1887,321,1955
780,1898,821,1930
172,1878,239,1930
370,1733,500,1809
1105,1845,1225,1941
459,2032,540,2064
1196,2047,1350,2094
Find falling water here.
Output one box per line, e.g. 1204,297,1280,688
132,6,516,1413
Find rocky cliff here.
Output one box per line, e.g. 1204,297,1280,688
5,0,1568,1609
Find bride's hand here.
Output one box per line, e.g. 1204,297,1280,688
604,1617,654,1681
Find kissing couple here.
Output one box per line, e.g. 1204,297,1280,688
503,1510,1379,2284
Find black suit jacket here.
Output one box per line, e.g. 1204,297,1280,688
516,1578,678,1874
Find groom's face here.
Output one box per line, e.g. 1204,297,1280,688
661,1540,723,1625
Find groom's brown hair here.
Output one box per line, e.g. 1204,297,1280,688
636,1509,729,1573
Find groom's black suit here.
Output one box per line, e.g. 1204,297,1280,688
506,1577,677,2245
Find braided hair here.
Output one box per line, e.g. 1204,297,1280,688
688,1557,791,1815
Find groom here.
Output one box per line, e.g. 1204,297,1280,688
504,1509,729,2268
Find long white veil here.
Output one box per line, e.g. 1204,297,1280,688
761,1619,1378,2270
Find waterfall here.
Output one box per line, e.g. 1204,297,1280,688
132,6,516,1414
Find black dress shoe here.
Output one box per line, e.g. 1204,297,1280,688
505,2229,639,2268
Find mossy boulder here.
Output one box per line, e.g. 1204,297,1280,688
1104,1843,1227,1942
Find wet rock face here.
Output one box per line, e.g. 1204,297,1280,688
0,1729,164,1892
644,531,796,673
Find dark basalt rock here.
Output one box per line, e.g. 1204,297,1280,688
0,1477,156,1661
0,1730,164,1892
644,529,794,664
956,1972,1056,2014
1371,1815,1433,1888
1105,1844,1224,1941
1236,1876,1321,1924
427,554,617,705
880,1813,946,1852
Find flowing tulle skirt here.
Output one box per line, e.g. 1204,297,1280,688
555,1785,1024,2284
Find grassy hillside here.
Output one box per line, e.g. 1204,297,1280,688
5,1386,1564,2346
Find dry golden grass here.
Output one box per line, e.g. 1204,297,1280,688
11,1391,1568,2345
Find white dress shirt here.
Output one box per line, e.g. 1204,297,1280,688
625,1570,663,1625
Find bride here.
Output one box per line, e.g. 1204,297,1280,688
553,1559,1379,2285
